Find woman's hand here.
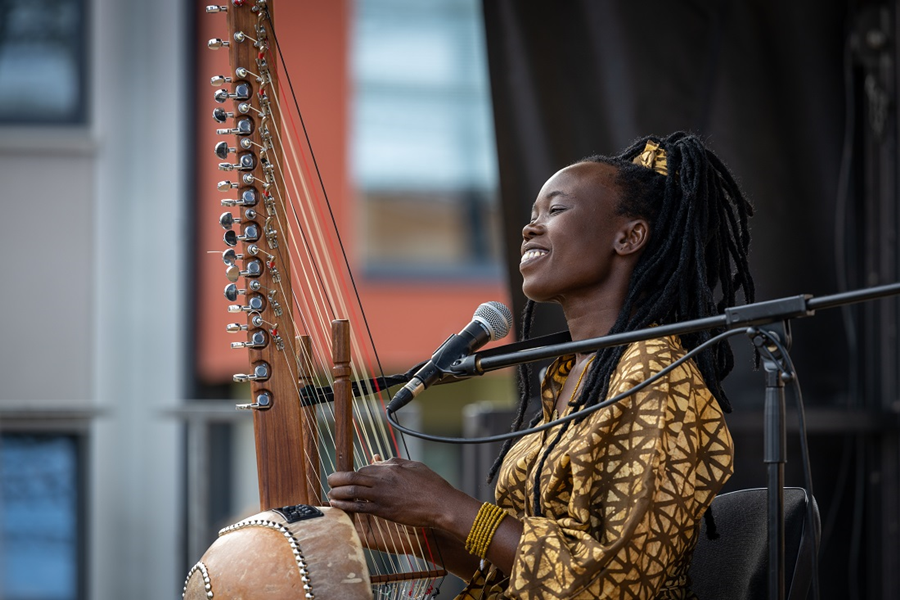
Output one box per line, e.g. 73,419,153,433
326,457,471,531
328,457,522,577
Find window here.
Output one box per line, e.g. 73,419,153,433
352,0,501,277
1,433,83,600
0,0,88,124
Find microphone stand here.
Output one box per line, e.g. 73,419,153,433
446,282,900,600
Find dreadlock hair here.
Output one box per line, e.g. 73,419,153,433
487,132,755,515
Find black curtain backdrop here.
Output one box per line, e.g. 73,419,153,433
483,0,849,406
482,1,897,598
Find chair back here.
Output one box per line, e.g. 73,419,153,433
689,487,819,600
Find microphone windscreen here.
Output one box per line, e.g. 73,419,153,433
474,301,513,341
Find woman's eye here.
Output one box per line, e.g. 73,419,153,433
549,205,566,214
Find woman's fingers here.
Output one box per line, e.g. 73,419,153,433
328,497,377,514
326,458,453,528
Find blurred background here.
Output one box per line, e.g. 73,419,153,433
0,0,898,598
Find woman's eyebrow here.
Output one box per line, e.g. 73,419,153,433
532,190,574,213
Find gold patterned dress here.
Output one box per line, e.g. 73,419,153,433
456,335,734,599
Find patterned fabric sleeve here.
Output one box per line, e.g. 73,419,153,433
457,337,734,599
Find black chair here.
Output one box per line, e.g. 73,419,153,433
689,487,820,600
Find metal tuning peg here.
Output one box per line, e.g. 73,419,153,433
233,362,271,383
210,75,232,86
216,117,253,136
213,82,252,103
223,224,260,247
231,329,268,349
224,280,263,301
221,187,259,208
227,295,267,314
236,392,272,411
212,107,234,123
220,211,241,229
208,38,230,50
224,283,246,301
225,258,263,282
239,258,264,277
215,138,252,159
226,315,264,333
222,247,249,265
206,5,227,13
218,153,257,172
214,141,235,159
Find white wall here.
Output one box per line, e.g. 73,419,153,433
0,0,189,598
90,0,187,597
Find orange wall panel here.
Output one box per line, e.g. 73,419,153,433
194,0,510,383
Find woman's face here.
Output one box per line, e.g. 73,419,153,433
520,161,633,304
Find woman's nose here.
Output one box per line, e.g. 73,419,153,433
522,219,541,239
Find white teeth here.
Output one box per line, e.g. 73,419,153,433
520,249,548,263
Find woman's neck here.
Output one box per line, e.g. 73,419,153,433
561,295,623,343
556,260,634,345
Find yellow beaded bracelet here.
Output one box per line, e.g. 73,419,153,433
465,503,508,558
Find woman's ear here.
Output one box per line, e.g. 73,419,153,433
615,219,649,256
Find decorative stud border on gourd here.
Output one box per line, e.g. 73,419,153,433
182,561,214,599
219,517,316,599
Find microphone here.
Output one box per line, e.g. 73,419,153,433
387,301,513,413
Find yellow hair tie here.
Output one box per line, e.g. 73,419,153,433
633,140,668,176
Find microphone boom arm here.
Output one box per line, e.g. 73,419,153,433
450,283,900,378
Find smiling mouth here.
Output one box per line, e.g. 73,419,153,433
520,249,548,265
